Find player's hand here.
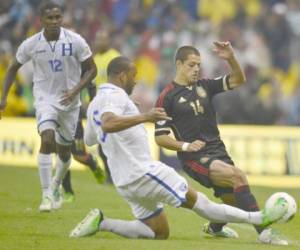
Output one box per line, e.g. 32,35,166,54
0,99,7,119
186,140,206,152
212,41,234,60
60,90,77,106
144,107,172,123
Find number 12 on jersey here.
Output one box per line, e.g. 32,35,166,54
48,59,63,72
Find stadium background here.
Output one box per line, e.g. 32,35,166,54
1,1,300,249
1,0,300,177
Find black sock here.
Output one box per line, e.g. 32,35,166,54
98,145,112,183
62,170,74,194
84,154,97,171
234,185,263,234
209,223,226,232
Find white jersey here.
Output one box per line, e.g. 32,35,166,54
85,83,153,187
16,27,92,111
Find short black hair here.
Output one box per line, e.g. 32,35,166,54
39,1,63,16
175,46,200,63
107,56,132,77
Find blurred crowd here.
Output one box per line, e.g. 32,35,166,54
0,0,300,125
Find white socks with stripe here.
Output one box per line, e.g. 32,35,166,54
192,192,262,225
99,219,155,239
38,153,52,197
52,155,71,189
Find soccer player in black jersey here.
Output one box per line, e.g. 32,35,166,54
155,44,287,245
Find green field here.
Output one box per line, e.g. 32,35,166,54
0,166,299,250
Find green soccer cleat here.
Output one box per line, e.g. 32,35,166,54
63,192,75,203
39,196,52,212
258,228,288,245
69,209,103,238
260,197,288,228
203,223,239,238
93,166,106,184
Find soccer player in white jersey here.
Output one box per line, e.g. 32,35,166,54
69,56,288,240
0,1,97,212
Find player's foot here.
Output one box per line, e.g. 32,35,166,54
69,209,103,238
52,186,63,210
260,196,288,228
39,196,52,212
63,192,75,203
258,228,288,245
203,223,239,238
93,166,106,184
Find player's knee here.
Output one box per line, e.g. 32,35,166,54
232,167,247,186
41,133,55,152
58,150,71,162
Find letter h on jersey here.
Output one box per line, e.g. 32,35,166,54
62,43,73,56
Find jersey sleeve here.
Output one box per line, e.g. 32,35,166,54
16,40,31,64
154,93,172,136
202,75,232,97
99,90,127,117
75,34,92,62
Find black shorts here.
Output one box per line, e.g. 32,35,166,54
181,140,234,198
71,114,85,155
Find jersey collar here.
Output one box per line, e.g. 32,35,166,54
39,27,66,41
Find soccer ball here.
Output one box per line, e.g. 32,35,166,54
265,192,297,223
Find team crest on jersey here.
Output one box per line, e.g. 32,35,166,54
196,86,207,98
200,156,210,164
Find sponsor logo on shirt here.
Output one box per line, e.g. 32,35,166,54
36,50,46,54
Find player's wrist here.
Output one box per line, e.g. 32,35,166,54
181,142,190,151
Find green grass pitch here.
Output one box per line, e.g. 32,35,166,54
0,166,299,250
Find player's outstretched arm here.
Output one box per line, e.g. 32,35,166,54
155,134,205,152
101,108,171,133
212,41,246,89
0,59,22,119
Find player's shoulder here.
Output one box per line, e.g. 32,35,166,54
159,82,176,97
61,27,85,42
20,31,43,47
99,84,127,97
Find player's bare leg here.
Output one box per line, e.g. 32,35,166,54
209,160,288,245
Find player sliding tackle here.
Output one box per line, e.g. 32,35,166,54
70,56,288,239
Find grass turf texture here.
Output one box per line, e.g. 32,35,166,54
0,166,299,250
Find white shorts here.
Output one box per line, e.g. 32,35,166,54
116,161,188,220
36,104,80,145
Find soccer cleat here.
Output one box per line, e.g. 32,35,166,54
260,197,288,228
39,196,52,212
258,228,288,245
63,192,75,203
69,209,103,238
93,166,106,184
52,186,63,210
203,223,239,238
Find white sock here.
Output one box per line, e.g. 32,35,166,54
192,192,262,225
53,155,71,189
38,153,52,197
100,219,155,239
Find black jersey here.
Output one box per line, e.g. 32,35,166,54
155,75,232,161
